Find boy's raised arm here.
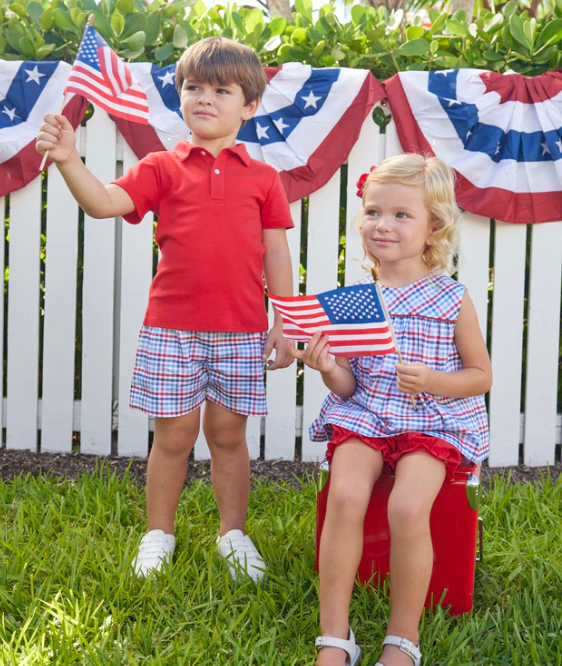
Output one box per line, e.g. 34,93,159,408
36,113,135,220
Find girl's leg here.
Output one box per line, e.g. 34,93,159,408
317,440,384,666
380,452,446,666
146,410,201,534
203,400,250,536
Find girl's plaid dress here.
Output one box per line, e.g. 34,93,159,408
309,273,489,463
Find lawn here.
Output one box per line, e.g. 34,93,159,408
1,465,561,665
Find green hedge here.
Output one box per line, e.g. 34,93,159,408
1,0,562,76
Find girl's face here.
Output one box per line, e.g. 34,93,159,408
360,181,437,267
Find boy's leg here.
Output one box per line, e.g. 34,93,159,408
381,452,446,666
146,410,201,535
317,441,384,666
202,400,249,536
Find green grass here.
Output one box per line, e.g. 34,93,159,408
1,467,561,665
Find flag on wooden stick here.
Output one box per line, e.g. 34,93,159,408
268,283,396,357
64,25,149,123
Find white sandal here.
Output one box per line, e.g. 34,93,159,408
375,635,422,666
315,627,362,665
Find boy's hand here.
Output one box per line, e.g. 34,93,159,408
395,362,434,395
289,331,336,374
263,324,294,370
36,113,77,165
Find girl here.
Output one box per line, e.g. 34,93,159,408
291,154,492,666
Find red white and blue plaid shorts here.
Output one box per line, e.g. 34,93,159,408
129,326,268,418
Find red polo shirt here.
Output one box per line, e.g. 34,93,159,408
113,141,293,332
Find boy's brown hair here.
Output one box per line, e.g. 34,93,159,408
175,37,267,104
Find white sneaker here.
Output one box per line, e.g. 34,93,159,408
216,529,266,583
132,529,176,577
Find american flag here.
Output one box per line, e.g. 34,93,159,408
64,26,149,124
268,284,396,357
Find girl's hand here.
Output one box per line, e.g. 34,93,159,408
395,362,434,395
289,331,336,374
36,113,77,165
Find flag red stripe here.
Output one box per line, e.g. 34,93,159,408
69,64,148,101
66,72,149,108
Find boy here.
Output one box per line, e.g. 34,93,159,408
36,37,294,582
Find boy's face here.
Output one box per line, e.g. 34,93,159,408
180,80,259,145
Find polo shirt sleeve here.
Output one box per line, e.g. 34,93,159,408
261,171,294,229
111,152,162,225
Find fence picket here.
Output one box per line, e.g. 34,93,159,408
116,142,153,457
302,170,341,461
41,157,80,452
264,201,302,460
523,221,562,465
488,221,527,466
457,213,491,338
6,176,41,450
80,110,117,455
345,110,380,286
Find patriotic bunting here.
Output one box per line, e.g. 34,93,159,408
384,70,562,224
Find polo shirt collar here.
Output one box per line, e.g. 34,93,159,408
174,141,251,167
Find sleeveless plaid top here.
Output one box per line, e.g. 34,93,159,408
309,273,490,463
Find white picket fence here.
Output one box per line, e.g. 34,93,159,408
2,105,562,467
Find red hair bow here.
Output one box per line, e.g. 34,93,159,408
356,166,376,199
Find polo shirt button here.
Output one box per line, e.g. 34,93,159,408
201,151,206,156
214,168,220,174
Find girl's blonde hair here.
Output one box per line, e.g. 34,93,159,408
359,153,460,275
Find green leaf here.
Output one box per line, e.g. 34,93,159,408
536,19,562,48
121,13,146,40
37,43,56,57
523,17,537,49
292,27,307,42
295,0,313,22
4,29,22,51
154,42,174,61
172,24,187,49
483,13,504,34
111,12,125,36
351,4,366,26
509,15,531,51
312,39,325,57
430,39,439,54
119,46,144,59
53,8,78,33
532,44,557,64
9,4,27,19
122,30,146,50
503,0,519,18
245,8,263,33
115,0,133,14
27,2,44,27
483,50,506,61
0,35,5,55
18,36,36,58
406,26,425,40
268,16,286,37
232,12,246,35
144,10,161,46
330,46,345,60
446,19,469,37
189,1,206,19
40,7,54,31
396,38,430,56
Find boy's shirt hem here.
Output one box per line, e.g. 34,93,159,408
111,141,293,332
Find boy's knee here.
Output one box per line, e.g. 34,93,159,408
205,428,244,451
153,417,199,457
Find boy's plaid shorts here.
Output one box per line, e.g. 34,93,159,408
129,326,268,418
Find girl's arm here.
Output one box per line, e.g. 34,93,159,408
395,292,492,398
290,332,357,399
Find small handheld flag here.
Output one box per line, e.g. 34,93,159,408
268,283,396,358
63,25,149,124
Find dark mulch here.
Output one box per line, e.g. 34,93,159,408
1,447,561,489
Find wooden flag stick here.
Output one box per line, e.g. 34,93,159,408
371,267,417,412
39,14,95,171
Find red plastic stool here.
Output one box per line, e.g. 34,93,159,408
315,461,483,615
